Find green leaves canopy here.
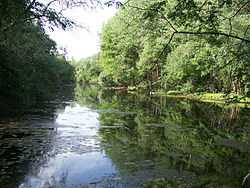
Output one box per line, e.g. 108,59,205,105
97,0,249,95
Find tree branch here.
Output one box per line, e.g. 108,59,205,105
136,28,249,85
215,51,250,73
230,0,250,19
126,3,178,32
136,32,176,85
176,31,250,43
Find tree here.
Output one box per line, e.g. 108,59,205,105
0,0,105,34
0,21,75,115
125,0,250,81
73,54,101,83
98,0,249,95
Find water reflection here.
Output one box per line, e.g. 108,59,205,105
19,152,116,188
75,85,250,187
19,97,117,187
56,104,99,137
0,85,249,187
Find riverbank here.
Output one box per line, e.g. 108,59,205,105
106,86,250,107
153,91,250,104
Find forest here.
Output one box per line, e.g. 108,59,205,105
1,0,249,115
75,0,249,96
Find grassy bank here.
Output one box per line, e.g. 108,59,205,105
123,87,249,107
149,91,250,108
165,91,249,102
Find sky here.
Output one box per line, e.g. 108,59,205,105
46,5,118,61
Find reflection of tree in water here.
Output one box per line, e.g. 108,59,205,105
91,89,249,186
74,84,102,108
0,112,57,186
0,86,75,187
68,85,250,186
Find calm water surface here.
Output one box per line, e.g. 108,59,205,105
0,85,249,187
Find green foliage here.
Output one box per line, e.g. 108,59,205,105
72,54,101,84
162,41,200,92
0,0,100,33
97,0,249,96
0,1,75,115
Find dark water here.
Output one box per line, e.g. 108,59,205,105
0,85,249,187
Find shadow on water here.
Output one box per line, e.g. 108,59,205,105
0,85,249,187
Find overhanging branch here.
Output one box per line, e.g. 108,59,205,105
136,32,176,85
137,29,249,86
176,31,250,43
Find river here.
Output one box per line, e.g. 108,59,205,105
0,85,249,187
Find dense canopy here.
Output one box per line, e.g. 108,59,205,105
91,0,249,96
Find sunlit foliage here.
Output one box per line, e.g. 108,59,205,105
97,0,249,96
